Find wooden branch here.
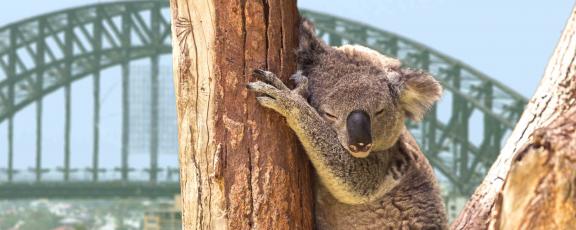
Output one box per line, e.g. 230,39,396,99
168,0,314,229
489,108,576,229
452,6,576,229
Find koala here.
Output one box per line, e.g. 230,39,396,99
247,19,448,229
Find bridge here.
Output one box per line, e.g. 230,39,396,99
0,1,526,199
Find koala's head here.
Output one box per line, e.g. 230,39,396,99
297,19,442,158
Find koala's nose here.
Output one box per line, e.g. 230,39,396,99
346,110,373,154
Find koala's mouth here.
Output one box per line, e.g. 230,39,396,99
349,150,371,158
345,144,372,158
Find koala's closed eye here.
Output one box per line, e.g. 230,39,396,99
375,109,385,116
323,111,338,120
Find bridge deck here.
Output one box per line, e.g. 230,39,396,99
0,182,179,199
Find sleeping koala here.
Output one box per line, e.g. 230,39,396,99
247,20,448,229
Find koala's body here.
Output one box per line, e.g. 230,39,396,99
248,20,448,229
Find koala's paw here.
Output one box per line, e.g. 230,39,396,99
247,69,309,117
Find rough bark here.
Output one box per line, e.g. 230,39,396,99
452,6,576,229
168,0,314,229
489,108,576,229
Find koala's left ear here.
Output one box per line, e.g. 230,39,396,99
390,69,443,121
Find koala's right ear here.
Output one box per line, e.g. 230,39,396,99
297,18,327,69
390,69,443,121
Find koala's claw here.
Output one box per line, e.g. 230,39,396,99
252,69,289,91
246,81,282,99
247,81,289,116
248,69,313,118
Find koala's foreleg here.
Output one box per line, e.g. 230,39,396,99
248,69,400,204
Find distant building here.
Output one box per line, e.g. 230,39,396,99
143,195,182,230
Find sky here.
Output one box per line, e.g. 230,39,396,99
0,1,574,181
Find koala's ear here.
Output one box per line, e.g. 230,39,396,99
297,18,327,69
390,69,443,121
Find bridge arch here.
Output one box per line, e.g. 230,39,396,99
0,1,526,198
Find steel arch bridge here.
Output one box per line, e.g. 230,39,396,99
0,1,526,199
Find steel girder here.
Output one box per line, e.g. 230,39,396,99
0,1,174,198
0,1,171,122
0,1,527,198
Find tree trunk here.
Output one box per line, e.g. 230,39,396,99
452,6,576,229
168,1,314,229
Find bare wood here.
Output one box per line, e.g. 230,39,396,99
452,6,576,229
488,108,576,229
169,0,314,229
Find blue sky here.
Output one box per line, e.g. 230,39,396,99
0,1,573,180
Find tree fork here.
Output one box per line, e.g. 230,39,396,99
169,0,314,229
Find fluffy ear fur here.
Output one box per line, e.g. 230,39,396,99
297,18,327,70
390,69,443,121
335,45,401,70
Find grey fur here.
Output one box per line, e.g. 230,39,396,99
247,19,447,229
